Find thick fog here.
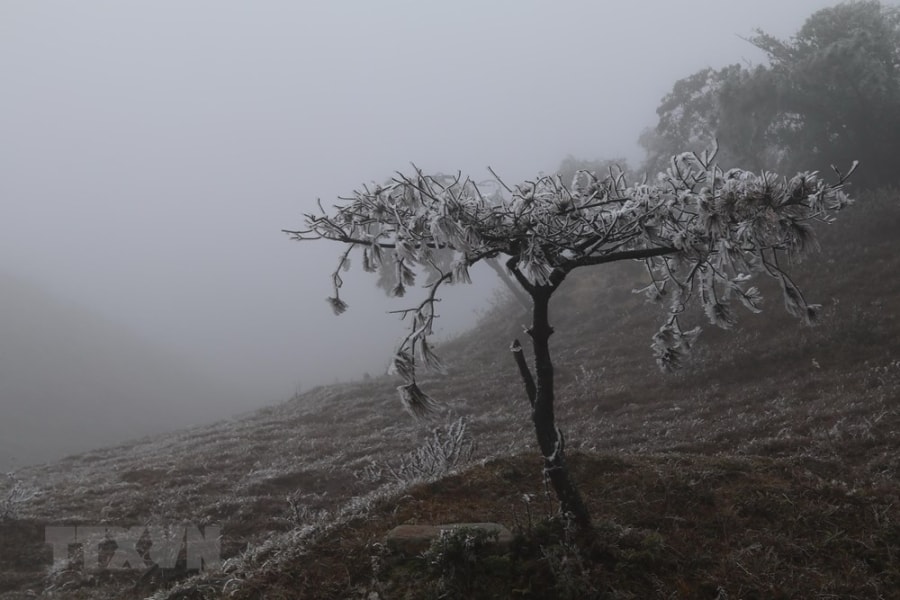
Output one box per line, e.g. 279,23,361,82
1,1,838,465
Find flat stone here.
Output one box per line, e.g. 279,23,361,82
385,522,513,555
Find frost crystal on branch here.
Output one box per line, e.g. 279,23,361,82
397,382,440,420
286,148,855,411
326,296,348,315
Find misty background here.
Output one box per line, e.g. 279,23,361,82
1,0,838,466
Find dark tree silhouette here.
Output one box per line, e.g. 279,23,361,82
286,148,855,528
644,1,899,188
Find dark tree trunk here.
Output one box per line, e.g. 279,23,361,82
521,287,593,530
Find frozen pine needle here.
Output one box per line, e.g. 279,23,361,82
397,382,440,419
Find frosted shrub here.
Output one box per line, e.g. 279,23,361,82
366,417,475,484
0,472,39,521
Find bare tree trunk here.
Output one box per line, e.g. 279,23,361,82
519,287,593,530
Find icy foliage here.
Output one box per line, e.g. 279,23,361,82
362,417,475,484
0,472,39,520
287,146,855,390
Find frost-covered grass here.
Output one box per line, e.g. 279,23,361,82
0,188,898,599
0,382,490,598
0,473,40,522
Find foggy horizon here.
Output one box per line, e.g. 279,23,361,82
1,1,841,463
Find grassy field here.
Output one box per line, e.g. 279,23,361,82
1,187,898,599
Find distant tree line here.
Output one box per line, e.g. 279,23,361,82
566,2,900,190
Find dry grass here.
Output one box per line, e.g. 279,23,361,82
222,452,900,599
0,188,898,599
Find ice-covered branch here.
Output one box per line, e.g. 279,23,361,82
288,149,855,410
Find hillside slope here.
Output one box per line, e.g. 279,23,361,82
0,272,252,468
1,187,898,599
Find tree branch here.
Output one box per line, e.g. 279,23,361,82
485,257,531,311
505,255,536,295
567,246,678,271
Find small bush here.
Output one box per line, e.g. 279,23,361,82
0,472,39,521
363,417,475,485
422,526,503,599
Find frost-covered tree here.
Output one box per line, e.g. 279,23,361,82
751,1,900,187
645,1,899,188
286,148,855,529
641,65,781,175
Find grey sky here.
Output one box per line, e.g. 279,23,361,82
1,1,840,409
